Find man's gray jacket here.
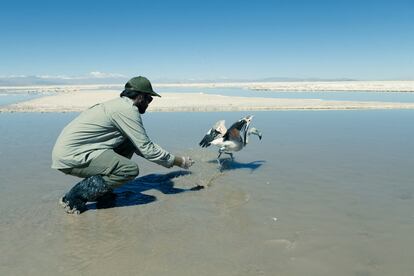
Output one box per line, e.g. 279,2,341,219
52,97,175,169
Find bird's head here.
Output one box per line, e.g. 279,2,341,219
241,115,253,130
244,115,253,123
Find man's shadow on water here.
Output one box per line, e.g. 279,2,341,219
208,159,266,172
87,170,203,211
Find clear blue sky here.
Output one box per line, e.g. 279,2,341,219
1,0,413,80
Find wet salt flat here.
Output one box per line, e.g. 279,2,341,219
157,87,414,103
3,87,414,107
0,111,414,275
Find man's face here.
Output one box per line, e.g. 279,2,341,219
134,94,153,114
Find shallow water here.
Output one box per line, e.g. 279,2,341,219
0,93,41,106
0,111,414,275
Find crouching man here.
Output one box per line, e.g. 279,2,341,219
52,76,194,214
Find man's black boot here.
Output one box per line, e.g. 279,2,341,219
59,175,111,214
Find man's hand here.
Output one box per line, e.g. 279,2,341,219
174,156,195,169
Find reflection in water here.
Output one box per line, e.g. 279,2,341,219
87,170,204,211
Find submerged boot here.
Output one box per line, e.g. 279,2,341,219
59,175,111,214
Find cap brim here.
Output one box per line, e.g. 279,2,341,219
149,91,162,97
127,89,161,97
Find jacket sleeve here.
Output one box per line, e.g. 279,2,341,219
110,109,175,168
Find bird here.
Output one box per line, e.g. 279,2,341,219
199,115,262,165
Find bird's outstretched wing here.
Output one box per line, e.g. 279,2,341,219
199,120,227,148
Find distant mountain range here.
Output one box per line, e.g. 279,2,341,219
0,75,359,86
0,75,129,86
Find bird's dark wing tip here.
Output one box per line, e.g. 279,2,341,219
199,128,222,148
199,136,211,148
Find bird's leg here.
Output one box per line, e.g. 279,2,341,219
217,150,223,166
225,152,234,161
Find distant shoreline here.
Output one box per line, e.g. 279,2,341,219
158,80,414,92
1,80,414,92
2,81,414,112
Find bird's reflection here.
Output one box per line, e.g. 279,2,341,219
208,159,265,172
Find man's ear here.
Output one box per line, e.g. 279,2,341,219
132,94,142,105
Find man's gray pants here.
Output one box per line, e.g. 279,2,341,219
59,140,139,188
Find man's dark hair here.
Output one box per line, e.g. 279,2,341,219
120,90,140,99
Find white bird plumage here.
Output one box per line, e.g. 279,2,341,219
199,115,262,165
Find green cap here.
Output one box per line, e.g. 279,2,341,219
124,76,161,97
